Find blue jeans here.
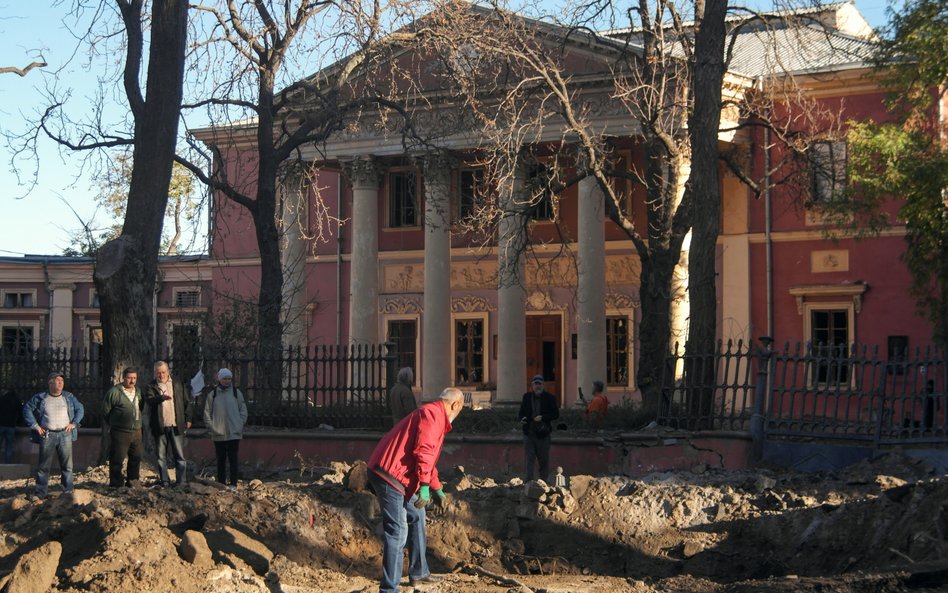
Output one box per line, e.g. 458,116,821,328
0,426,14,464
369,473,430,593
156,428,187,485
36,431,73,497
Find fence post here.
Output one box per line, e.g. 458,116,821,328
383,340,397,393
751,336,774,463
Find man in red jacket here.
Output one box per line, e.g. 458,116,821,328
368,387,465,593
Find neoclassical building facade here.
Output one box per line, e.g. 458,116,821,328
189,2,938,408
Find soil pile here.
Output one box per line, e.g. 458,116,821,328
0,453,945,593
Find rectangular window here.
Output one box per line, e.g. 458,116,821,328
174,289,201,307
454,319,485,386
887,335,909,376
809,309,851,384
388,171,418,228
526,163,554,221
458,169,483,221
90,289,100,308
606,316,630,386
2,326,34,356
810,140,847,203
387,320,417,378
3,292,33,308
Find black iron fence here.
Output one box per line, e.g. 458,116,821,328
659,339,947,448
0,343,397,431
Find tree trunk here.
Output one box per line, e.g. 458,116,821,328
253,81,285,404
94,0,188,384
683,0,728,428
637,248,678,412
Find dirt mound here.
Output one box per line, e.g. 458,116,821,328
0,452,944,593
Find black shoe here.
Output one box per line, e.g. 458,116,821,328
409,574,444,586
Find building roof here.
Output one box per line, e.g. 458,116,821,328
0,254,210,266
603,2,878,79
726,23,877,78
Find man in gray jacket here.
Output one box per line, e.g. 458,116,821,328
203,368,247,488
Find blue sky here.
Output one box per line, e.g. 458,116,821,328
0,0,897,257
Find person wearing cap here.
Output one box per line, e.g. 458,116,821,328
102,367,146,488
203,368,247,488
22,371,85,497
518,374,559,482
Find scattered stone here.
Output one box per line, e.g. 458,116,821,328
6,540,62,593
682,540,704,558
883,483,915,503
753,475,777,493
344,460,368,492
180,529,214,567
523,481,548,501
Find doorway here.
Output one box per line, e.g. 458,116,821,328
526,314,561,400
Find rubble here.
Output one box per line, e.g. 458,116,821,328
0,453,943,592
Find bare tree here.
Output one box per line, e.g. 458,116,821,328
12,0,190,382
0,60,47,76
414,0,851,414
179,0,431,359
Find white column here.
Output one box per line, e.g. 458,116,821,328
671,162,692,355
495,165,527,404
279,163,308,349
50,283,76,348
577,176,607,398
422,152,453,399
344,158,381,345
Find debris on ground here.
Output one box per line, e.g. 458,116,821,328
0,452,945,592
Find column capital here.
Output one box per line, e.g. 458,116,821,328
342,157,382,189
278,160,309,191
419,150,457,183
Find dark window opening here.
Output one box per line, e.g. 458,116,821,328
606,316,629,385
389,171,418,228
810,309,851,384
455,319,484,385
2,327,33,356
388,320,417,379
526,163,554,221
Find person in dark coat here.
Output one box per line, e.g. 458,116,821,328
518,374,559,483
0,389,21,464
145,361,193,487
387,367,417,426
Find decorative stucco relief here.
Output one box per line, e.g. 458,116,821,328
451,261,497,290
605,291,640,310
384,264,424,292
811,250,849,273
380,296,422,314
382,252,642,294
451,296,494,313
525,290,566,311
606,254,641,284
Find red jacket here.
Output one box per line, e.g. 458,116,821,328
369,400,452,496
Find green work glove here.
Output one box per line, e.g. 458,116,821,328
414,484,431,508
433,488,451,508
